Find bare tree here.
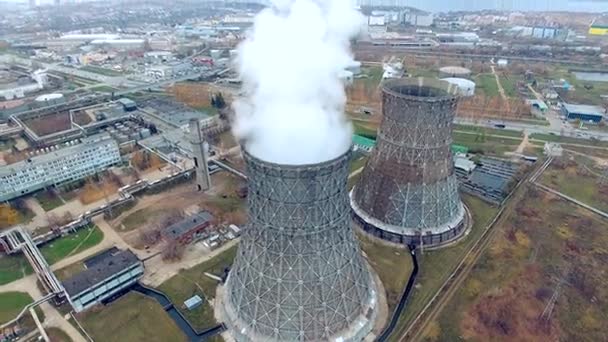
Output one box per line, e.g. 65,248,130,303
162,240,185,261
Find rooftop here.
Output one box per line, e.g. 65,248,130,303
563,103,606,116
62,249,140,297
161,211,214,240
0,134,117,177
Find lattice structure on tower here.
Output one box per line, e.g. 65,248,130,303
221,150,378,342
351,78,468,247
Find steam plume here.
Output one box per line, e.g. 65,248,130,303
232,0,362,165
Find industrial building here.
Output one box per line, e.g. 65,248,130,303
63,249,143,313
221,150,378,342
0,69,48,100
351,78,467,248
561,103,606,123
441,77,476,97
589,17,608,36
161,211,214,245
0,134,121,202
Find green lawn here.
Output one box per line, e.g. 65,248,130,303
349,154,368,173
0,292,34,325
357,232,413,311
499,75,518,97
90,85,118,93
77,292,187,342
34,190,65,212
388,194,499,341
39,225,104,265
453,124,523,138
409,68,439,79
452,131,521,156
0,255,32,285
530,133,608,148
474,74,499,97
80,65,123,77
158,246,237,332
353,122,378,140
541,157,608,213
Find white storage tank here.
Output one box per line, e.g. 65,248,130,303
439,66,471,78
441,77,476,97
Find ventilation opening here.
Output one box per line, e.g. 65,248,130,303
389,85,448,98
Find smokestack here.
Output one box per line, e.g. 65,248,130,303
351,78,468,248
189,119,211,192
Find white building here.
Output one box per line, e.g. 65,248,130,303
404,9,433,27
0,134,120,201
0,69,48,101
441,78,476,97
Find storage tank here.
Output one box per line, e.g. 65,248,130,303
441,77,476,97
439,66,471,78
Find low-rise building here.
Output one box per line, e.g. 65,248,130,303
63,249,143,313
0,134,120,202
161,211,214,245
561,103,606,123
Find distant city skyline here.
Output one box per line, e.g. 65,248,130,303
355,0,607,13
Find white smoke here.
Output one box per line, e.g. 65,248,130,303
232,0,363,165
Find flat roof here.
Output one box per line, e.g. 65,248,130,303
161,211,214,240
563,103,606,116
63,249,140,297
0,134,117,177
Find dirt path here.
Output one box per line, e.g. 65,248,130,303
24,198,48,231
142,239,238,287
490,65,511,113
515,131,530,154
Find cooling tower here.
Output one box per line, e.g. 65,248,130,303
222,150,378,342
351,78,467,247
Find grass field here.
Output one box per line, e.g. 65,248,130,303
39,225,104,265
474,74,499,97
0,255,32,285
540,157,608,213
353,122,378,140
454,124,523,138
357,232,412,311
499,75,518,97
350,154,369,173
453,132,521,156
0,292,34,324
77,292,187,342
80,65,123,77
46,327,73,342
158,246,237,332
530,133,608,148
430,187,608,341
34,190,64,212
90,85,118,93
389,194,499,341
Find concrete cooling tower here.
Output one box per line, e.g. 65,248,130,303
351,78,468,248
221,150,378,342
